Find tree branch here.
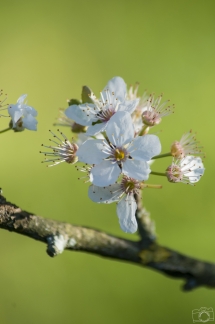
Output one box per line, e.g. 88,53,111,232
134,191,156,244
0,194,214,291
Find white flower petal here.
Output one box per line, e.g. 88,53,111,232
76,132,104,146
76,139,107,164
17,94,27,104
23,106,37,117
106,112,134,147
129,135,161,161
8,106,22,124
65,104,97,126
117,195,137,233
188,171,203,183
22,115,38,130
86,122,107,136
88,184,121,203
90,161,121,186
102,76,126,102
181,156,205,183
119,99,139,114
122,159,150,181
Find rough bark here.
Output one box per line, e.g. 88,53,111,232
0,194,214,291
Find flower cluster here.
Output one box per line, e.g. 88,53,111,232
8,94,38,131
41,76,205,234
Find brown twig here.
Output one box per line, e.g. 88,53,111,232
134,191,156,244
0,194,214,291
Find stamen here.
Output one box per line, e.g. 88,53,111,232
40,130,78,167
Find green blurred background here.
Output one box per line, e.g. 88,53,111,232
0,0,215,323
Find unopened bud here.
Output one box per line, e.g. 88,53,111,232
142,110,161,126
171,141,185,159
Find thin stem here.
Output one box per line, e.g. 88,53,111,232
152,152,172,159
139,125,150,136
0,127,11,134
53,123,71,127
151,171,167,177
143,184,162,189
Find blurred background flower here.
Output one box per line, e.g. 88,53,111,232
0,0,214,323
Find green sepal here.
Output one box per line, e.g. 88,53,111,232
81,86,93,104
67,99,81,106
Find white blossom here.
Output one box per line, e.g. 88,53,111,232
127,85,174,132
166,156,205,184
40,130,78,167
88,176,142,233
64,77,139,136
77,112,161,186
8,94,38,131
141,94,174,127
170,130,203,159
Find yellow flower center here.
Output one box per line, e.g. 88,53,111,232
115,149,125,161
125,181,135,191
